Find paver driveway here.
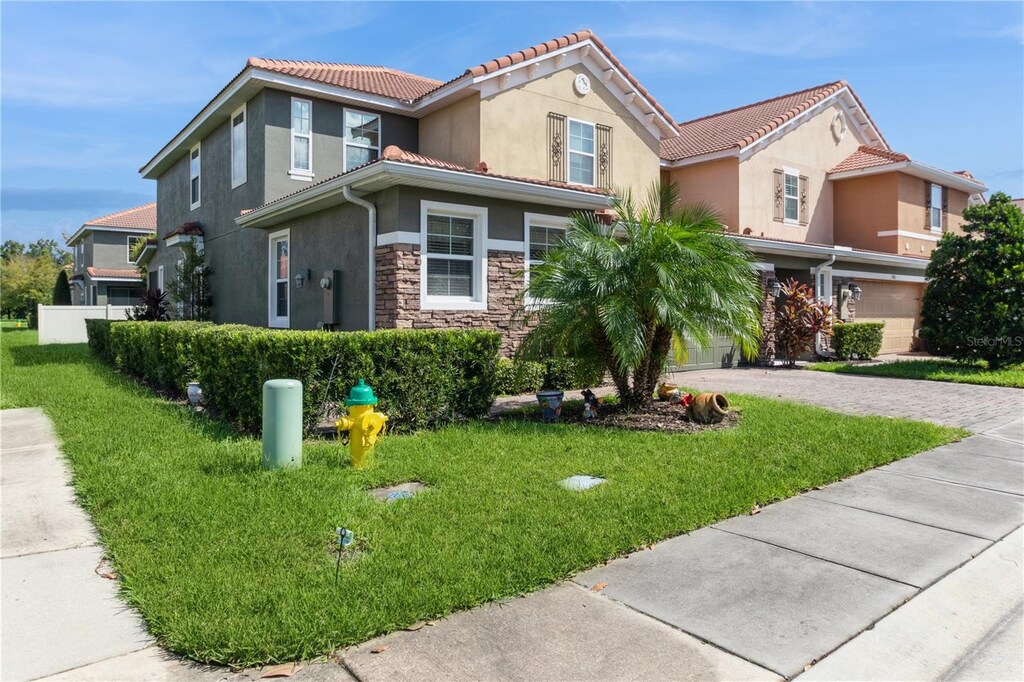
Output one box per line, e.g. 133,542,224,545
669,367,1024,432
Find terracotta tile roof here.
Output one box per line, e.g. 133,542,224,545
249,145,609,215
829,145,910,173
84,202,157,230
463,29,676,127
661,81,884,162
86,267,143,280
163,222,204,239
1012,198,1024,211
247,58,442,101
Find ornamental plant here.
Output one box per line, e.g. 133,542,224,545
774,279,833,367
127,288,170,322
921,192,1024,369
518,182,762,409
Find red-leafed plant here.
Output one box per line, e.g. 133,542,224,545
774,279,833,367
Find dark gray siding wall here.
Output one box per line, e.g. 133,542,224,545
263,89,419,203
152,91,268,325
391,186,574,241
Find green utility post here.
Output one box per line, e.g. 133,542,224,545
262,379,303,469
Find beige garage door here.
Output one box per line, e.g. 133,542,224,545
855,280,925,355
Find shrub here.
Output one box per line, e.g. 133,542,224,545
85,319,114,363
542,357,606,390
89,321,500,434
921,192,1024,369
774,279,833,367
832,322,884,360
495,358,545,395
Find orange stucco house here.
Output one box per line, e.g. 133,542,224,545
661,81,987,360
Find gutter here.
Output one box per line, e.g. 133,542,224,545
342,186,377,331
811,255,836,359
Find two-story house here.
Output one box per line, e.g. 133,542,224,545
662,81,986,358
67,203,156,306
140,31,675,353
139,30,985,362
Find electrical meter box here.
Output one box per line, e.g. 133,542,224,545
321,270,341,326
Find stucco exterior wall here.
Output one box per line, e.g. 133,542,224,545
477,64,661,197
90,231,137,269
738,102,864,243
664,157,740,230
833,173,900,251
418,95,482,169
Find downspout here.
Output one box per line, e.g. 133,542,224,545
342,186,377,331
812,254,836,358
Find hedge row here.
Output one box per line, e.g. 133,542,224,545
87,320,500,434
833,322,885,360
494,357,607,395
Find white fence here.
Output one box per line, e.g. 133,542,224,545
37,305,132,344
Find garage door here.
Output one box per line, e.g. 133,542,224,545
854,280,925,355
672,334,740,371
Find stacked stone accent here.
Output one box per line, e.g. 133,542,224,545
375,244,532,355
757,270,777,366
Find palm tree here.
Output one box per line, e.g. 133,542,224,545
518,182,762,410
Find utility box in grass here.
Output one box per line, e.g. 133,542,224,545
262,379,303,470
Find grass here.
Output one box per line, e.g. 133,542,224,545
1,329,964,666
807,359,1024,388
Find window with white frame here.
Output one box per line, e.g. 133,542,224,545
784,171,799,222
290,98,312,177
930,183,943,230
344,109,380,171
524,213,569,304
189,143,201,209
268,230,290,327
231,104,247,187
568,119,595,185
127,236,145,263
421,201,487,310
157,265,165,293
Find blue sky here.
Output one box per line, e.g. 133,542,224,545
2,1,1021,246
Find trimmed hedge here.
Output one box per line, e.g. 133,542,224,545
494,356,607,395
85,319,114,363
89,321,500,434
833,322,885,360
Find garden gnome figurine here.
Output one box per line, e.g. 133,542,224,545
581,388,599,420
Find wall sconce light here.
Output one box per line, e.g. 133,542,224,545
767,278,782,297
850,284,862,301
294,269,310,289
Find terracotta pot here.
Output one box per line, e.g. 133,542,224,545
688,393,730,424
656,383,679,401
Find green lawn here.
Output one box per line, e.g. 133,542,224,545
807,359,1024,388
1,329,964,666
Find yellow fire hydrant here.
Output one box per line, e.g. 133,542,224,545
336,379,388,469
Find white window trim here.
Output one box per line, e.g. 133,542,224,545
929,183,943,232
343,107,381,172
566,117,596,187
523,212,570,307
126,235,144,263
157,265,165,292
783,166,800,226
420,200,488,311
289,97,314,180
268,228,291,328
231,103,247,189
189,142,201,210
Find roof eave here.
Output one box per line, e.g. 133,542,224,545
828,161,987,193
66,224,156,247
732,235,930,269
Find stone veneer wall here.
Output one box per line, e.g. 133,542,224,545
375,244,532,355
757,270,776,366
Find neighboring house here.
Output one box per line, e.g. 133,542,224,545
661,81,987,358
67,203,156,306
1012,198,1024,212
138,30,986,362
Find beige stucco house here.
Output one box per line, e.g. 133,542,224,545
138,30,986,363
661,81,986,358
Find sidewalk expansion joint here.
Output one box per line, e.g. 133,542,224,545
800,494,995,541
875,468,1023,497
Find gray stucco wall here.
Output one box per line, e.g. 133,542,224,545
263,89,419,203
152,91,268,325
90,231,139,269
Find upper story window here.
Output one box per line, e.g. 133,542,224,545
290,98,312,178
76,242,84,269
420,201,487,311
189,143,201,210
568,119,595,185
231,104,246,188
930,183,943,230
127,236,145,263
344,109,380,171
784,172,799,222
